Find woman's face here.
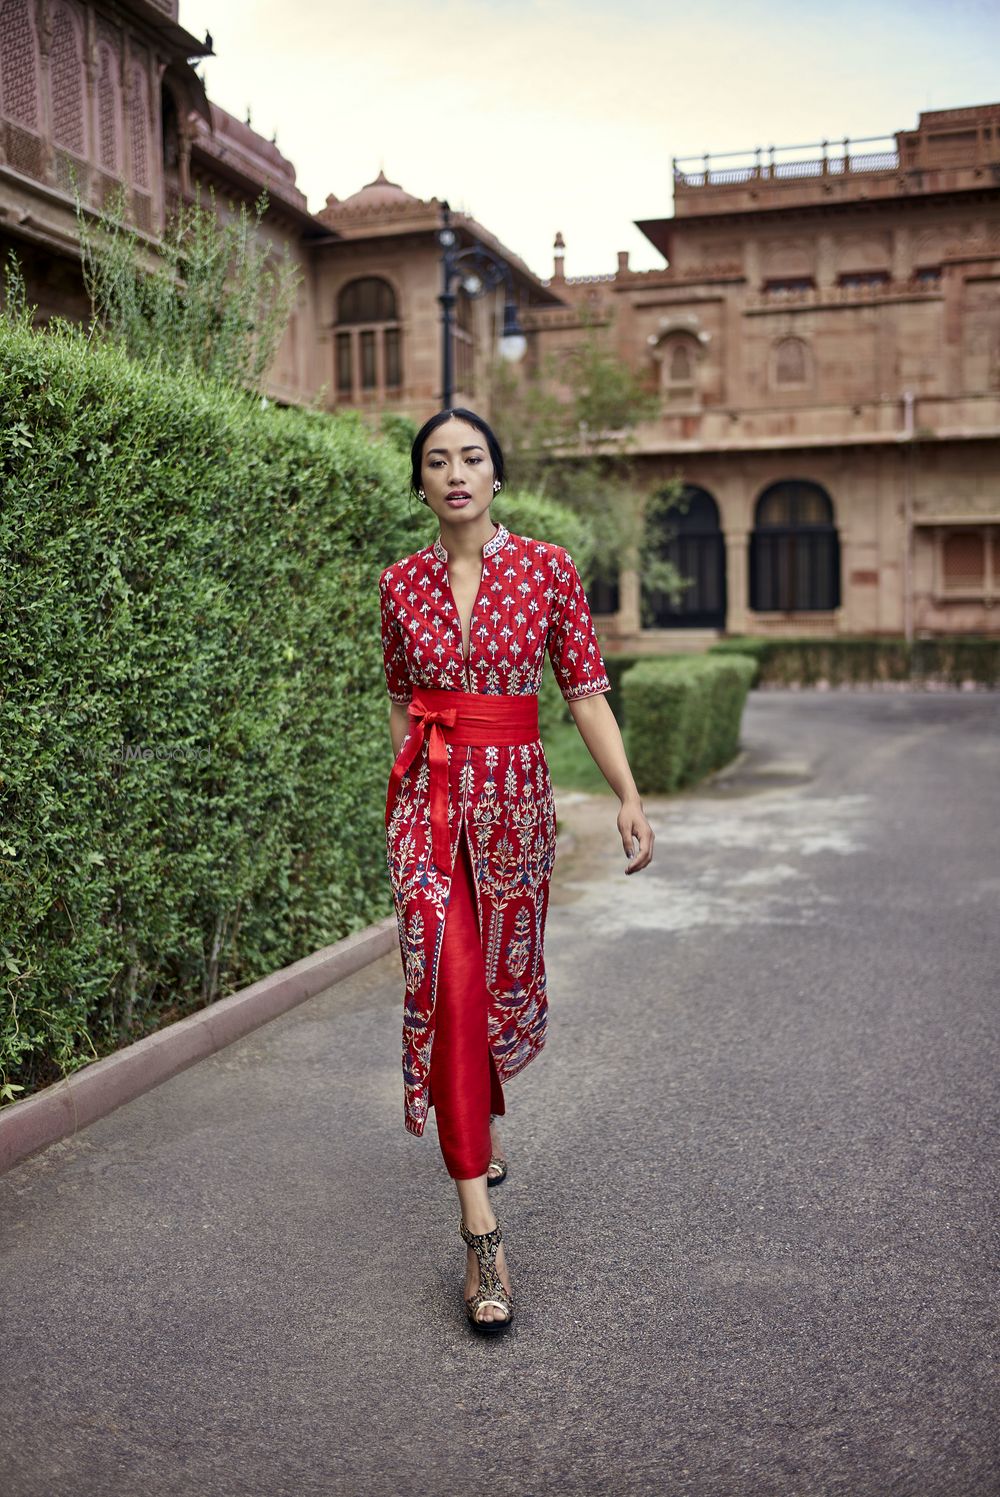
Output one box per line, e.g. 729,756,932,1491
420,418,495,525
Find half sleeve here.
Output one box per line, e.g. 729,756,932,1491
379,573,412,704
546,549,612,702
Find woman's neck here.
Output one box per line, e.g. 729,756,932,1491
437,513,498,564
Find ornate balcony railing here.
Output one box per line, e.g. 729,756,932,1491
673,135,899,188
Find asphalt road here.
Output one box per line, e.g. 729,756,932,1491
2,690,998,1497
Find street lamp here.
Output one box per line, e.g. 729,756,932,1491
437,199,526,409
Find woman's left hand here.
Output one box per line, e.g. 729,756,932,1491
618,797,655,874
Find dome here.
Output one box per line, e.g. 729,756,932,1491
337,169,421,211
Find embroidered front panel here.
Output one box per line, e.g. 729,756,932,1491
379,527,610,1135
378,525,612,703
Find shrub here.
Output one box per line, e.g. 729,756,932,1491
0,318,598,1103
0,316,417,1100
621,656,757,794
709,636,1000,687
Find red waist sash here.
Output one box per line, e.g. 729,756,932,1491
385,686,541,871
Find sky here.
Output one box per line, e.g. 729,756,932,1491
178,0,1000,281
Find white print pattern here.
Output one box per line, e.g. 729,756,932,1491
379,525,611,1135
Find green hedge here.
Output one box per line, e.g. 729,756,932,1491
0,317,597,1104
0,319,422,1101
621,655,757,794
709,635,1000,687
600,652,677,725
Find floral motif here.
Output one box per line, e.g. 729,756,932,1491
380,525,611,1135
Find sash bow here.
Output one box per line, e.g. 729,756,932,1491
385,702,459,870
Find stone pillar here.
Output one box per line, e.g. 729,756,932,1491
619,562,642,641
725,529,750,633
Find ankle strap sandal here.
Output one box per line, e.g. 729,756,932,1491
459,1218,514,1332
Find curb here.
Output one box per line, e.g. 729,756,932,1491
0,914,400,1177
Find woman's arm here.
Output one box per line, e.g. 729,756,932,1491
388,702,411,760
567,693,655,874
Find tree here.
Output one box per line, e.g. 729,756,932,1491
489,310,690,612
73,177,302,393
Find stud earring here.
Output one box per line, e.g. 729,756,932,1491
417,488,426,502
493,479,501,493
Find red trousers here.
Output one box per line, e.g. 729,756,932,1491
428,822,506,1179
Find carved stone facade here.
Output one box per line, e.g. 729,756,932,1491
0,0,556,411
1,9,996,639
528,106,1000,642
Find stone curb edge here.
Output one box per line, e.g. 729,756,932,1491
0,915,400,1177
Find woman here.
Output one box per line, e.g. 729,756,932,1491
380,408,654,1333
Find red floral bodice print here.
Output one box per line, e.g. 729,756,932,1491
378,522,612,703
378,522,611,1137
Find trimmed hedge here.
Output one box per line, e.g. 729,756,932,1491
709,636,1000,687
621,655,757,794
600,652,647,725
0,317,598,1103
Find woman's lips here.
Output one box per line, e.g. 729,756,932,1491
445,495,471,507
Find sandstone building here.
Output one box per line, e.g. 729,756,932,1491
2,0,997,641
540,111,1000,646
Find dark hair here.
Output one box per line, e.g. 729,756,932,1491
409,407,505,496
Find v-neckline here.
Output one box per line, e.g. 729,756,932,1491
431,522,509,676
444,560,485,667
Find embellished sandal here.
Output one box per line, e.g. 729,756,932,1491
487,1113,508,1188
459,1218,514,1332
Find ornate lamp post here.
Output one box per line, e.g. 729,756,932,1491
437,199,526,409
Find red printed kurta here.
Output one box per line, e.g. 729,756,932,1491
379,522,611,1136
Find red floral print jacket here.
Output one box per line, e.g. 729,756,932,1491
379,522,611,1136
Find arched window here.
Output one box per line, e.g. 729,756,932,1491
50,3,86,159
334,276,402,402
750,479,840,612
670,342,693,381
644,485,726,628
338,278,397,323
659,332,699,396
773,336,809,388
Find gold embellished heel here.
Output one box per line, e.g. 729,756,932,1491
459,1217,514,1332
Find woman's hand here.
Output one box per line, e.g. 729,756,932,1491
618,796,655,874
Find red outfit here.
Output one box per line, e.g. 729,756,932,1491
429,820,506,1178
379,522,611,1151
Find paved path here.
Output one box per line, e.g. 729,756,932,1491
3,692,998,1497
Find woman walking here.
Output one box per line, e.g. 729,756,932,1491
380,408,654,1332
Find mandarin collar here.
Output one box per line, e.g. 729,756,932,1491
432,522,509,565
